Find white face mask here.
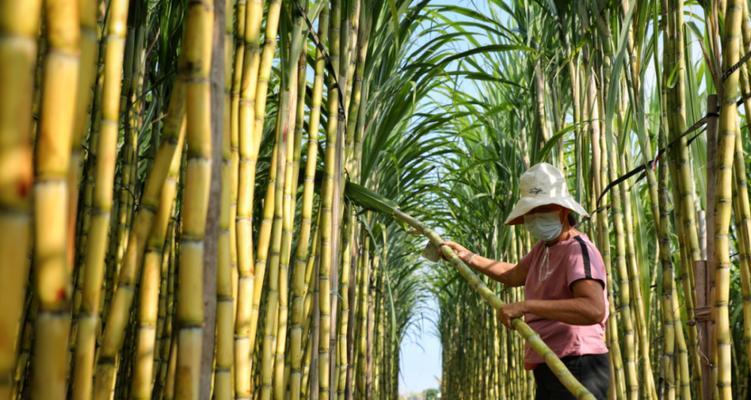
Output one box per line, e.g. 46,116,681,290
524,211,563,242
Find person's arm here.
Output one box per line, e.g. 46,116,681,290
463,253,527,287
497,279,606,328
442,241,528,287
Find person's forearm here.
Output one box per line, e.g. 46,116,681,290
522,298,604,325
463,254,519,286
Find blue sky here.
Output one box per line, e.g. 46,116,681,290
399,296,442,394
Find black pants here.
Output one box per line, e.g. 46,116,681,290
533,353,610,400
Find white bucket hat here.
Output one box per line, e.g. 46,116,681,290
504,162,589,225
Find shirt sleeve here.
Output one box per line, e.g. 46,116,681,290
566,236,607,290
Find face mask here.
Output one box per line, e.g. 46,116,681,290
524,211,563,242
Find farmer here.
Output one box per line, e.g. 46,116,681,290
444,162,609,399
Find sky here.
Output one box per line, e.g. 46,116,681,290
399,295,442,394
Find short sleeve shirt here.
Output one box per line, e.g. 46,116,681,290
520,233,609,369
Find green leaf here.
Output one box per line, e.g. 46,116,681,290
536,123,579,163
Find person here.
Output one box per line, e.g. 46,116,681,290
443,162,610,399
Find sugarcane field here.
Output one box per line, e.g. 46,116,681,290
8,0,751,399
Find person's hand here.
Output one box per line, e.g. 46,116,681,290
442,241,473,263
497,302,527,329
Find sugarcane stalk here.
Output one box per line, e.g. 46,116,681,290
618,151,657,400
259,14,301,397
657,132,677,400
173,0,214,397
69,1,131,397
606,107,638,400
262,184,286,400
227,4,244,351
733,0,751,378
272,7,306,397
663,4,701,395
233,0,262,391
130,120,185,399
213,0,236,398
587,67,626,398
288,7,326,391
319,0,342,397
338,4,368,397
302,232,321,399
355,232,370,398
67,0,99,271
246,0,283,352
113,0,147,286
30,0,81,397
335,206,353,400
712,1,742,397
93,66,187,400
0,1,42,398
164,337,178,400
281,48,308,393
0,1,42,397
152,219,177,400
68,0,99,356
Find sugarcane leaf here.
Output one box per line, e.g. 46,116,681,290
536,124,578,163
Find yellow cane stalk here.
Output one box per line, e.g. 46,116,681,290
259,126,287,400
70,1,131,397
355,234,370,397
585,71,625,397
93,77,187,400
320,0,341,397
299,223,321,397
288,4,328,395
164,339,178,400
246,0,283,361
152,221,177,399
247,141,278,389
233,2,263,394
672,278,690,399
130,123,185,399
657,143,677,400
214,0,236,398
713,1,742,397
227,0,243,330
341,0,360,106
338,7,370,396
283,37,310,396
173,0,214,397
0,1,42,397
617,152,657,400
67,0,99,270
733,127,751,365
31,0,80,398
735,29,751,364
271,8,306,398
68,0,98,350
605,129,638,400
336,211,354,398
260,32,303,395
228,0,245,349
113,9,147,278
663,4,701,394
350,26,372,391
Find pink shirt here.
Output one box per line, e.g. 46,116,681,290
520,234,609,369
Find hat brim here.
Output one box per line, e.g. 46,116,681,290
504,196,589,225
